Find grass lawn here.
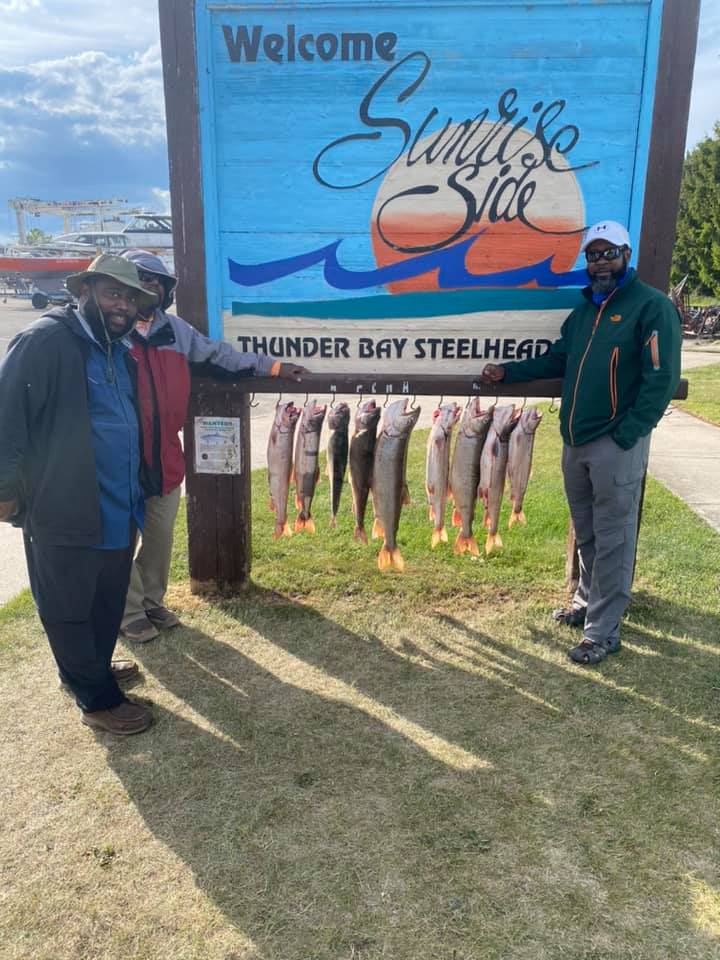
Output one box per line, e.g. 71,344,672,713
3,412,720,960
675,363,720,426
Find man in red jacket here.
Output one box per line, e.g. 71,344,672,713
120,250,305,642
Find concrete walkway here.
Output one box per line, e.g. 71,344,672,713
2,351,719,606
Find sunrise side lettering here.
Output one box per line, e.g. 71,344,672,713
222,25,397,64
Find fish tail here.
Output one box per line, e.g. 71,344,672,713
377,546,393,571
509,509,527,528
329,516,337,529
354,525,368,545
485,532,503,555
428,505,436,523
372,518,384,541
454,533,479,556
391,548,405,572
431,526,448,549
274,520,292,539
294,493,303,510
295,515,316,535
451,508,462,528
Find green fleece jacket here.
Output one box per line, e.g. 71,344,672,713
502,270,681,448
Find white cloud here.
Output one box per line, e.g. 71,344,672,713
686,0,720,147
151,187,171,213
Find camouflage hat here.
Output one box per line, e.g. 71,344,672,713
65,253,159,311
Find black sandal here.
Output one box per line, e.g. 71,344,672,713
600,636,621,655
569,639,607,665
553,606,586,628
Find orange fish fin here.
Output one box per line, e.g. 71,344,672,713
372,518,384,540
294,493,303,510
454,533,479,556
377,546,393,571
485,532,503,555
294,515,315,534
451,508,462,528
391,548,405,572
508,510,527,528
431,526,448,549
428,505,436,523
329,516,337,529
354,526,368,545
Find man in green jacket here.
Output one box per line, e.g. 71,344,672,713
482,220,681,665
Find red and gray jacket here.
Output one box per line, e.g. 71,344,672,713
132,309,274,495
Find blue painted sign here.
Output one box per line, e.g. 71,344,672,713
195,0,665,372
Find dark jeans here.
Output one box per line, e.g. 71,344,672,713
24,534,135,712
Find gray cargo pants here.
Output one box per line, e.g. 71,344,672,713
561,433,651,645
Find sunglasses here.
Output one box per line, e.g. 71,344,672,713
137,270,162,283
585,245,627,263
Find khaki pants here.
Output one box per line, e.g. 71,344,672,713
122,485,182,629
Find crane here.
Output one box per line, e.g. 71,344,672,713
8,198,141,244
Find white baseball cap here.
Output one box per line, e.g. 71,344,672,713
581,220,631,252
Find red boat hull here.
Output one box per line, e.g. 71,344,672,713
0,256,92,274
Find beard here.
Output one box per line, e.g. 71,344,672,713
81,291,131,340
589,262,628,297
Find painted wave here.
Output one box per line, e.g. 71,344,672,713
228,236,588,291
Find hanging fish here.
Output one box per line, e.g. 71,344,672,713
372,399,421,572
479,405,518,555
293,398,327,534
267,400,302,539
349,399,381,544
449,398,493,556
507,406,543,527
425,402,461,548
326,402,351,527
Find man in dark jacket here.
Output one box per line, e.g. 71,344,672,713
482,220,681,665
0,254,159,734
117,249,306,643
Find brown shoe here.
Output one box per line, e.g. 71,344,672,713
59,660,140,694
81,699,153,736
122,617,159,643
145,606,181,630
111,659,140,682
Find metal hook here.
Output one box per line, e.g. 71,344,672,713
548,397,558,414
520,396,527,412
409,394,417,410
436,394,444,409
383,393,391,407
329,390,336,409
277,392,283,404
356,392,364,409
249,392,260,408
304,392,309,406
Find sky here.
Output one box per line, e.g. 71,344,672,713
0,0,717,242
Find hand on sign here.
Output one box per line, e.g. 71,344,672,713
0,499,19,522
480,363,506,385
278,363,309,382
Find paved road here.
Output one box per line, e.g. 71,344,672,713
1,296,719,604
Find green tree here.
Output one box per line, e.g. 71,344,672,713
25,228,53,246
671,123,720,296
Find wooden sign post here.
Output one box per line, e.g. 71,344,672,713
159,0,699,596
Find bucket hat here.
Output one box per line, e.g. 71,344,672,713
66,254,159,312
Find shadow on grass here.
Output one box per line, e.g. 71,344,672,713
98,586,720,959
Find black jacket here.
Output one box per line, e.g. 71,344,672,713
0,306,140,546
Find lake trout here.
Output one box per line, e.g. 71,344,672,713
449,398,493,556
425,402,461,548
372,398,421,572
349,399,381,544
327,402,351,527
479,404,518,554
267,400,301,539
507,406,543,528
293,398,327,534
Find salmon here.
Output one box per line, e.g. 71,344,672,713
425,402,461,548
267,400,301,539
293,398,327,533
507,407,543,527
371,398,421,572
349,399,381,544
449,398,493,556
478,404,519,555
327,402,351,527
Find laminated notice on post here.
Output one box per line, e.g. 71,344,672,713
194,416,242,475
